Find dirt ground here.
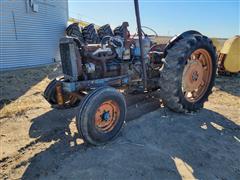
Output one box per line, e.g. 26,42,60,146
0,64,239,180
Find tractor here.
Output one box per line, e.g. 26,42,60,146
44,0,217,145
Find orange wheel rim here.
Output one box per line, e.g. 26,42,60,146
182,49,213,102
95,100,120,132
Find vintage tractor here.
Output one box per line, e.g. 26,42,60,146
44,0,217,145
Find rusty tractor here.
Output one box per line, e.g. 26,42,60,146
44,0,217,145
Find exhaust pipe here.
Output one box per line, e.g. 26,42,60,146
134,0,148,91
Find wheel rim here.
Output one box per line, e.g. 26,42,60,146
95,100,120,132
182,49,213,102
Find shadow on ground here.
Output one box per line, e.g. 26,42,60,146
0,64,61,109
215,75,240,97
22,99,240,179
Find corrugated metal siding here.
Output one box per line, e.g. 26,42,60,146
0,0,68,69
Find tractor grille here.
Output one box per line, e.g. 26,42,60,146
59,37,79,81
60,43,73,76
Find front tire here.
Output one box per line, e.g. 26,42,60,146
43,77,81,108
76,87,126,145
159,34,217,112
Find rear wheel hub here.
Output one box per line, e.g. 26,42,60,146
183,60,204,91
182,49,213,102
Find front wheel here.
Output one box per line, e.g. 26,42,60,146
159,34,217,112
43,77,81,108
76,87,126,145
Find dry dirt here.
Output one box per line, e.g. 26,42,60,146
0,64,239,180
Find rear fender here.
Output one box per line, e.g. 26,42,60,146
163,30,202,57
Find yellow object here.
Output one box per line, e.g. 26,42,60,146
69,17,89,27
68,17,100,28
220,35,240,73
211,38,223,52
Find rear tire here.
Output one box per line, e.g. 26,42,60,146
159,34,217,112
76,87,126,145
82,24,99,44
66,23,85,45
97,24,113,40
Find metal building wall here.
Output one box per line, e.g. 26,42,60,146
0,0,68,69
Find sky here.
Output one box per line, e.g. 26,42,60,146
69,0,240,38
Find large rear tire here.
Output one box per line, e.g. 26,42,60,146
159,34,217,112
76,87,126,145
82,24,99,44
97,24,113,40
66,23,85,45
